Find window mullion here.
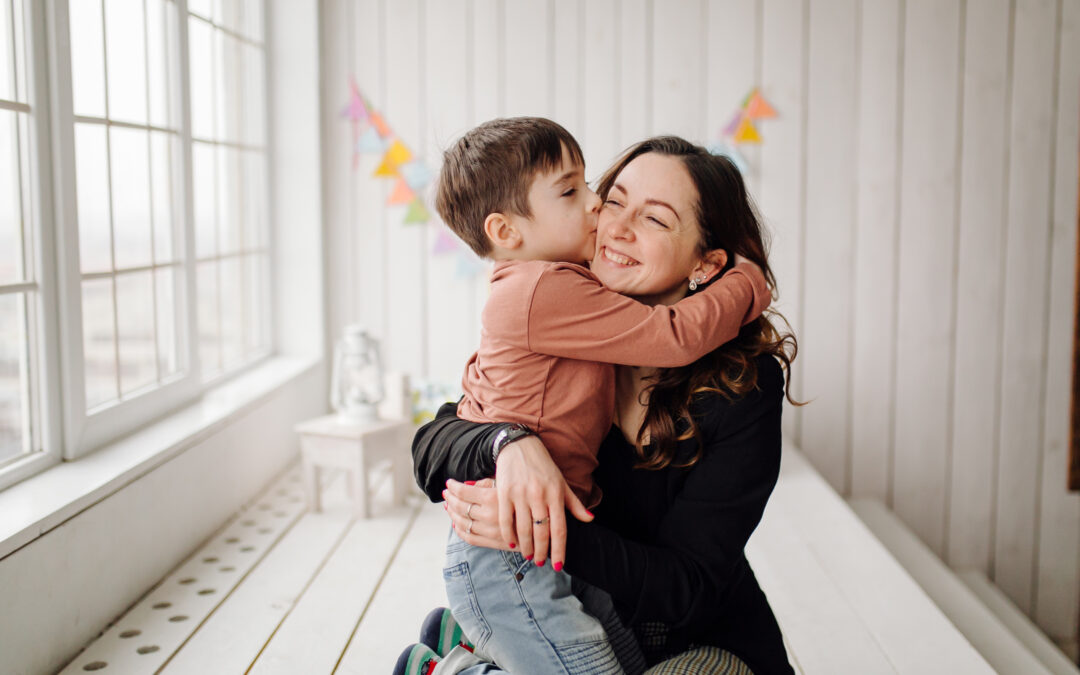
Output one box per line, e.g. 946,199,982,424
176,0,201,380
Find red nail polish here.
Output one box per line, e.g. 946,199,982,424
452,523,456,529
465,480,476,486
535,559,545,567
553,561,563,572
509,542,516,549
525,554,533,560
585,510,594,518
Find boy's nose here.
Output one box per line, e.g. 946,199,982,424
586,188,601,213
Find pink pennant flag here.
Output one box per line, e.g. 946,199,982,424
433,229,458,254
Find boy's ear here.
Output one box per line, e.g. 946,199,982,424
483,212,523,251
691,248,728,283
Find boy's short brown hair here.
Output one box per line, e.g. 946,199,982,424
435,117,585,257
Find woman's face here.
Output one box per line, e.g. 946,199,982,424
591,153,707,305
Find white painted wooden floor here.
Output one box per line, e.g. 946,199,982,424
58,445,1002,674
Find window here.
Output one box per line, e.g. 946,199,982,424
0,0,272,487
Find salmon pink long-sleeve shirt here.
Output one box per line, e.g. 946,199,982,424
457,259,769,507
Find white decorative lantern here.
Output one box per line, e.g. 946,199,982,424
330,325,385,424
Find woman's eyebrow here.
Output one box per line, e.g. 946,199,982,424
610,182,679,221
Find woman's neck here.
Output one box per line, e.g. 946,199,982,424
614,365,656,446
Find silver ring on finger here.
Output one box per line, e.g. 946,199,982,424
534,517,549,525
466,520,473,535
466,502,477,519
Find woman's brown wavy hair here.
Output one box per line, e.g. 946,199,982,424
595,136,802,470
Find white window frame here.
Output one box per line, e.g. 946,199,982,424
20,0,273,465
0,0,64,491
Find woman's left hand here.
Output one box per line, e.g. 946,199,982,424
443,478,515,551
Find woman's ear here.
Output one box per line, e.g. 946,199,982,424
691,249,728,284
483,213,523,252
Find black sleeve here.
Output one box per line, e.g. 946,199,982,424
563,362,784,630
411,401,513,502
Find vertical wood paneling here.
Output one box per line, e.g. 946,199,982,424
759,0,806,443
617,0,650,148
798,0,858,492
423,0,473,387
351,0,388,348
650,0,705,140
945,0,1012,571
994,0,1062,614
503,1,550,117
319,0,1080,644
383,0,426,375
582,0,619,176
893,0,962,555
1035,0,1080,641
706,0,759,194
551,0,584,146
849,0,902,501
321,0,351,354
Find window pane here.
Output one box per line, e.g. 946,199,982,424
188,17,214,139
116,271,156,394
192,141,216,258
187,0,212,20
218,146,240,254
0,0,14,101
150,131,175,263
110,127,153,270
217,32,240,143
242,0,263,42
0,293,29,465
241,42,265,146
69,0,107,118
220,256,242,368
104,0,147,125
155,266,178,378
82,278,117,409
197,261,219,376
146,0,175,129
241,149,264,250
75,124,112,274
243,253,266,353
0,110,23,285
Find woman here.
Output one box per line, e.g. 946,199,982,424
414,137,799,674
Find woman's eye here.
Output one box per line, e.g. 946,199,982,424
647,216,668,228
603,199,622,208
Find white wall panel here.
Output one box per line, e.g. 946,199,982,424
1035,0,1080,642
892,0,962,556
319,0,1080,649
995,0,1062,614
946,0,1012,572
850,0,901,502
799,0,858,492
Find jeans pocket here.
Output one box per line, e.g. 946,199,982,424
442,561,492,651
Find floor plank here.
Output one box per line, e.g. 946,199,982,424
335,501,449,674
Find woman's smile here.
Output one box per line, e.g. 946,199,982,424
598,245,639,267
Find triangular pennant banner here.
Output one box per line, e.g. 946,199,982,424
388,179,415,205
403,197,430,224
386,139,413,166
400,161,434,191
455,252,487,280
722,110,743,138
357,126,387,153
370,112,393,138
733,117,762,143
433,229,458,254
745,91,778,119
373,156,399,177
741,88,757,108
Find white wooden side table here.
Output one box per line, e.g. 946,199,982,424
294,415,414,518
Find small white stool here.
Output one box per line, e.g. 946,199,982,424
294,414,414,518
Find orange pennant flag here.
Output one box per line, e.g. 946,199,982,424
373,156,398,177
370,111,393,138
745,91,778,119
733,117,762,143
386,139,413,166
388,178,415,205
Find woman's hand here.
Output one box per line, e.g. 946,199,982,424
443,478,513,551
494,435,594,569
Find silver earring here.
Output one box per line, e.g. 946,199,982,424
689,278,699,291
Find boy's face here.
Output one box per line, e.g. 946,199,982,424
510,144,601,264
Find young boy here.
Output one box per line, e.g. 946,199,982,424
398,118,769,675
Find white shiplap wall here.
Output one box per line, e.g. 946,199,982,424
319,0,1080,652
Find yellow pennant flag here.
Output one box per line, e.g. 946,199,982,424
373,156,398,177
386,139,413,166
733,117,762,143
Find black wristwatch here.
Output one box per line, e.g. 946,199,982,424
492,423,534,466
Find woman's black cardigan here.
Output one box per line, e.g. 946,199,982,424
412,355,794,675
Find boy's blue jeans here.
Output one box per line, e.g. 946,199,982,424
443,527,645,675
